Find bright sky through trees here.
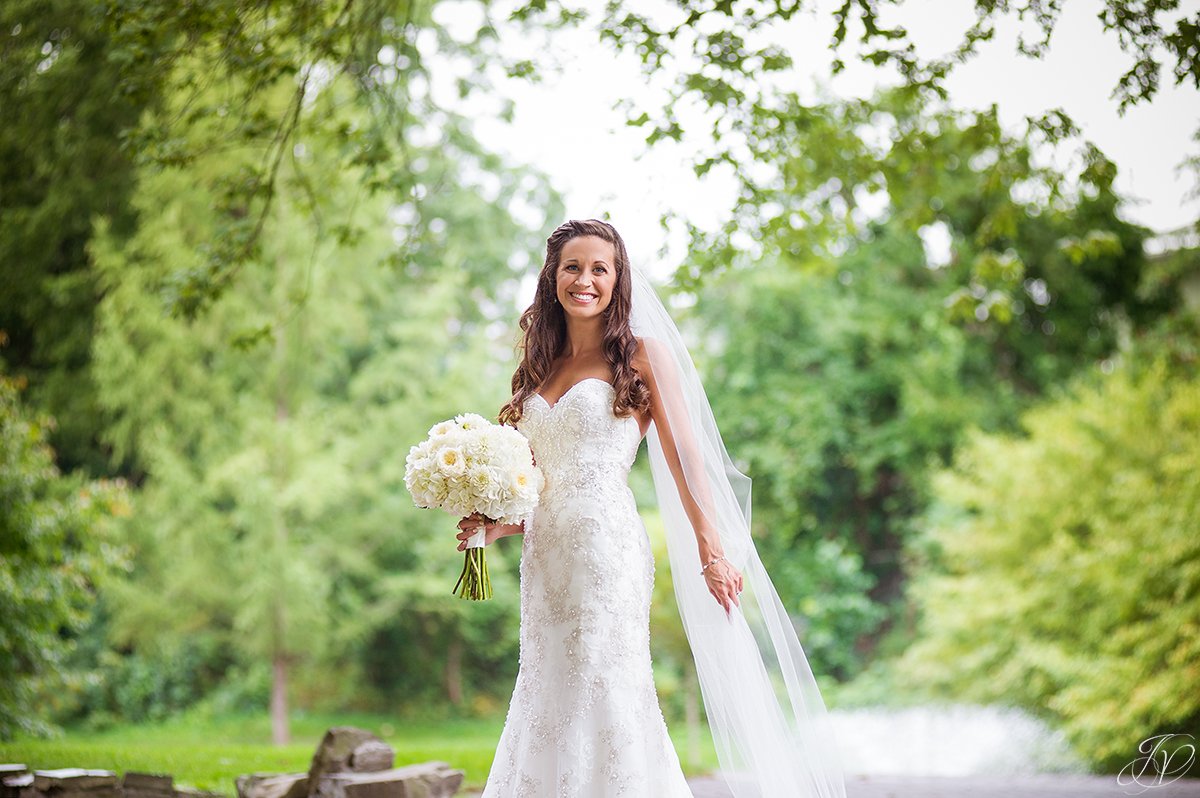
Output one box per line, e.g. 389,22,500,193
428,0,1199,296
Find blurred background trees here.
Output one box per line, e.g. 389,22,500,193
1,0,1197,773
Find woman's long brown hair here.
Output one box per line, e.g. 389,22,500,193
497,219,651,427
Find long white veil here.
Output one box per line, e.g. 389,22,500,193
629,263,847,798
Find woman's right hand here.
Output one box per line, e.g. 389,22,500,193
456,512,521,551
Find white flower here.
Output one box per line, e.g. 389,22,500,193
454,412,491,431
437,446,467,475
428,419,458,439
404,413,543,526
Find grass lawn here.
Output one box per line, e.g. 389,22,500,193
0,711,719,795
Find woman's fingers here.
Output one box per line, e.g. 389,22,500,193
705,561,744,616
709,583,733,615
456,514,495,550
457,513,492,533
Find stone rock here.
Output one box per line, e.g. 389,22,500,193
1,771,32,798
347,743,392,774
235,727,458,798
32,770,118,795
120,775,172,794
235,774,308,798
173,788,225,798
306,728,391,788
120,772,173,798
315,764,463,798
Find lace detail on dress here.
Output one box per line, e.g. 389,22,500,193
481,378,693,798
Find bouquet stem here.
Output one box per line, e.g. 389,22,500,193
453,525,493,600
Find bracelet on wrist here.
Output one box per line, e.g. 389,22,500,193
700,555,726,575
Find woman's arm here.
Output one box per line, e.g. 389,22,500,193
634,337,722,558
634,337,744,613
638,333,739,612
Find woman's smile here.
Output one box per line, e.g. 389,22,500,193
557,235,616,314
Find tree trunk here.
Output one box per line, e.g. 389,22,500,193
270,302,292,747
271,651,290,745
445,634,463,706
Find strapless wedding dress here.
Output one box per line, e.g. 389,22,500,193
481,377,694,797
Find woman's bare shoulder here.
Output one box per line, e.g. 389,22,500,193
632,335,669,370
632,335,651,375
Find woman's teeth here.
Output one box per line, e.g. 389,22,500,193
569,292,597,305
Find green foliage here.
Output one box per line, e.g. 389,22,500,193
0,1,148,473
680,88,1151,377
540,0,1200,198
52,606,235,730
0,373,130,740
0,0,550,472
5,0,1194,745
689,234,974,678
895,352,1200,770
683,118,1154,676
71,55,560,730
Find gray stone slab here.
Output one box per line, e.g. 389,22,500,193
121,774,172,793
32,771,118,793
347,743,393,775
173,788,225,798
124,789,174,798
234,773,307,798
1,772,33,798
308,729,390,788
317,763,463,798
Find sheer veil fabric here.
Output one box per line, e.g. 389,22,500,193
629,264,848,798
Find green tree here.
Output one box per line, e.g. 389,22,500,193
678,84,1154,675
689,232,965,678
1,2,149,474
0,371,129,739
85,62,558,739
0,0,547,471
678,86,1149,362
895,347,1200,769
576,0,1200,232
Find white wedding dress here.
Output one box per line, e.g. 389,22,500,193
481,377,694,797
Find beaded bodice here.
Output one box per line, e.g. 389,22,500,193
516,377,642,496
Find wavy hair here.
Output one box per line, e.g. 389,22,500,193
498,219,650,427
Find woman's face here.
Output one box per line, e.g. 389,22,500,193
555,235,617,318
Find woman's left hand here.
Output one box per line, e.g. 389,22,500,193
703,558,744,618
455,512,519,550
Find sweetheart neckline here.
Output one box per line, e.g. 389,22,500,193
532,376,614,412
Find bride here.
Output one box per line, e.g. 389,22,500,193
457,219,846,798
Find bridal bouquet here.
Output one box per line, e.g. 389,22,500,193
404,412,542,600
